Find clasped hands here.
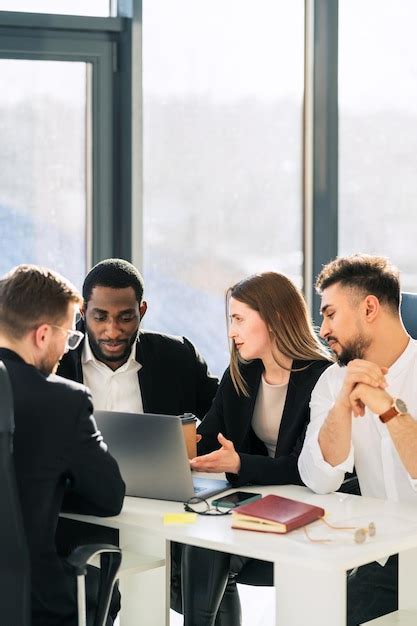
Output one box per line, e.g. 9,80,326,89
339,359,393,418
190,433,241,474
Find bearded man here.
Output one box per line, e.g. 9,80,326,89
299,254,417,625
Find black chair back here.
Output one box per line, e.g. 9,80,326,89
401,292,417,339
0,361,31,626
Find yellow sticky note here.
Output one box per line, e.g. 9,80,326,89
163,512,197,525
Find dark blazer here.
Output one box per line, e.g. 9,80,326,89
0,348,125,626
198,358,331,487
57,323,219,420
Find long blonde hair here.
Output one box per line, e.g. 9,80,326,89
227,272,332,395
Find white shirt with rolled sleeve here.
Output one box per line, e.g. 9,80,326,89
298,338,417,503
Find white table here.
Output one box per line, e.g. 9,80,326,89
62,483,417,626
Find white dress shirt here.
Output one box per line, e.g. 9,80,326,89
82,337,143,413
298,339,417,503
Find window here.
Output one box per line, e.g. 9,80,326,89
143,0,304,376
0,1,112,17
0,14,119,288
0,59,89,288
339,0,417,291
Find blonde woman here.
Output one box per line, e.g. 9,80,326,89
180,272,333,626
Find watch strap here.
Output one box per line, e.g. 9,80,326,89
379,406,398,423
379,397,407,423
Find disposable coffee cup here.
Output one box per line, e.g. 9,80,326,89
180,413,197,459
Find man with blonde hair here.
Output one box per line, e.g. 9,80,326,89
0,264,125,626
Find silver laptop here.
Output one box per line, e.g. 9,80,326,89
94,410,230,502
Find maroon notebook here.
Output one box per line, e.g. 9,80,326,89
231,494,325,534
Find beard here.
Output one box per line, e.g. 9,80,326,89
87,325,139,364
39,353,60,376
335,333,372,367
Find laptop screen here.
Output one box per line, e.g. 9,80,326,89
93,410,229,501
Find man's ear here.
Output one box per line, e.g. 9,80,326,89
34,323,50,349
80,304,86,319
139,301,147,320
364,295,379,322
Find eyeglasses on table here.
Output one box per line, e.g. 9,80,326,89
184,496,233,516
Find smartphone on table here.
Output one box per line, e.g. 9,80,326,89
211,491,262,509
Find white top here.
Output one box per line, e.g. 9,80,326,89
82,337,143,413
298,339,417,503
252,375,288,457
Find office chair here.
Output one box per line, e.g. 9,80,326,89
68,544,122,626
400,291,417,339
0,361,31,626
0,361,122,626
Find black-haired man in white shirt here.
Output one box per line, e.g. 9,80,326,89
299,253,417,625
56,258,218,614
58,258,218,417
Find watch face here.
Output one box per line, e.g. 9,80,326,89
395,398,408,414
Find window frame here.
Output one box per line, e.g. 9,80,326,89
304,0,339,323
0,10,131,266
0,2,342,325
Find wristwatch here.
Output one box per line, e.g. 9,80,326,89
379,398,408,423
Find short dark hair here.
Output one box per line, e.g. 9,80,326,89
0,264,82,339
316,254,400,311
83,258,145,305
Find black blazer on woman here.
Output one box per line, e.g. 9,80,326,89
198,358,331,487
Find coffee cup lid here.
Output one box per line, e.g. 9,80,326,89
180,413,197,424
